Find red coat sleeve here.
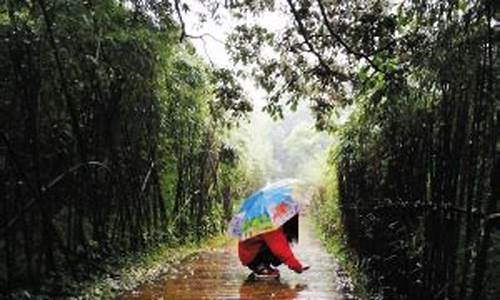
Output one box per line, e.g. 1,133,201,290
261,228,303,272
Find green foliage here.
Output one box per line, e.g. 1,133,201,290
0,0,253,296
284,121,332,183
331,2,498,299
229,104,333,185
210,67,253,128
227,111,276,185
311,151,369,299
154,48,256,240
1,0,498,299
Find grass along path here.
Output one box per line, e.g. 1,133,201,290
74,236,231,300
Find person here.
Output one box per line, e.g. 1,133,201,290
238,214,309,276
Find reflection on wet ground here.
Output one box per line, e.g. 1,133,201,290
122,216,346,300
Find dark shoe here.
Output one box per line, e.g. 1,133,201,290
255,266,280,278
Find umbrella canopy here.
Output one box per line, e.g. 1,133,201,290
229,180,303,241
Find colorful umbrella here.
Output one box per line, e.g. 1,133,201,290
229,179,304,241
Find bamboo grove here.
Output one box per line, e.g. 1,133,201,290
1,0,499,298
335,2,500,299
0,0,254,293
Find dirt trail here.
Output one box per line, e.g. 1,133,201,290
121,216,347,300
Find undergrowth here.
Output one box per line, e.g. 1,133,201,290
311,162,371,300
8,235,231,300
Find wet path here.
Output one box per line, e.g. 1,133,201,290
121,216,346,299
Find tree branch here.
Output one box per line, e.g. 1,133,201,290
316,0,395,81
185,32,225,44
174,0,186,41
285,0,349,82
0,160,111,237
174,1,225,48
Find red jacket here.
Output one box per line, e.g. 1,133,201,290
238,227,303,272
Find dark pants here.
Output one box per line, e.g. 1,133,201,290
247,244,282,271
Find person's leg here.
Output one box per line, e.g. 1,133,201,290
259,244,282,268
246,248,267,272
247,260,264,272
247,244,281,275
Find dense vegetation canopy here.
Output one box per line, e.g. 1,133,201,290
1,0,499,299
0,0,256,295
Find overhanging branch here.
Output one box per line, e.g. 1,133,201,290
285,0,349,82
316,0,395,81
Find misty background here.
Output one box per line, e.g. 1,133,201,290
228,104,334,186
181,1,335,187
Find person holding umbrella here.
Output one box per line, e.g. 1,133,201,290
229,181,310,277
